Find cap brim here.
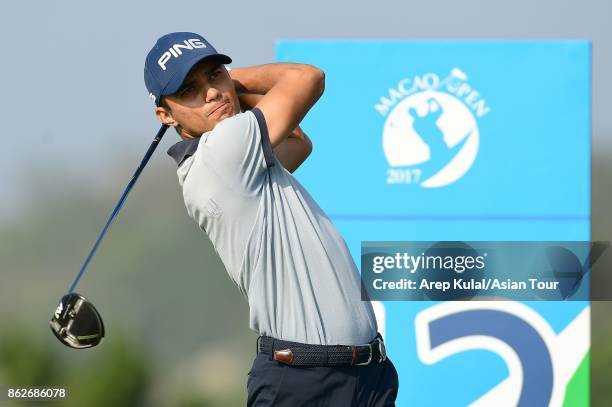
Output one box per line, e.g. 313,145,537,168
161,53,232,98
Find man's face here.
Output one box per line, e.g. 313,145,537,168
157,58,240,138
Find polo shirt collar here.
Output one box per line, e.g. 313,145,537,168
167,137,201,166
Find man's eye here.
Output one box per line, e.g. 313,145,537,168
180,86,195,96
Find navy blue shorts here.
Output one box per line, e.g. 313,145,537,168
246,352,399,406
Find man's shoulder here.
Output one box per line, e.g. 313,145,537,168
210,110,257,137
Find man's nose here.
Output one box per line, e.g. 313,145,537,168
205,87,221,102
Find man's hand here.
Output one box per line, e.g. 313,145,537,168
239,93,312,173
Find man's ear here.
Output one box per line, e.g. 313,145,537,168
155,106,178,127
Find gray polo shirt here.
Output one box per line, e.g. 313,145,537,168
167,108,377,345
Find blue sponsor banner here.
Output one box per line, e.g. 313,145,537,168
278,40,589,218
277,41,590,406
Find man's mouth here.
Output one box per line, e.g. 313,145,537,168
209,102,228,117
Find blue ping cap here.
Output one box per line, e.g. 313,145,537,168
144,32,232,105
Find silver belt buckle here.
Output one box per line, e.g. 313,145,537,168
378,338,387,362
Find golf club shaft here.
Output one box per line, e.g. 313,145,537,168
68,124,169,294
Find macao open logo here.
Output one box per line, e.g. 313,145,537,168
375,68,491,188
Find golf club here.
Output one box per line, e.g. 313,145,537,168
50,124,169,349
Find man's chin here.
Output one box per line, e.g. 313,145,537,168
213,111,236,125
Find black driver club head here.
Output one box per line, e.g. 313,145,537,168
50,293,105,349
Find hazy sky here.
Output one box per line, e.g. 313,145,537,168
1,0,610,220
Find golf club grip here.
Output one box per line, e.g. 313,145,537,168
67,124,169,294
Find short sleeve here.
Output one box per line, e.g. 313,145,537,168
201,108,275,193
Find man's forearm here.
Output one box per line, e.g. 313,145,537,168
230,63,319,97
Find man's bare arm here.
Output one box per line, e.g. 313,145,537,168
230,63,324,148
272,127,312,173
239,93,312,173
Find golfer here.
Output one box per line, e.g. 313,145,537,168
144,32,399,406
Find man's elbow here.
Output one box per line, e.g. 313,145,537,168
293,142,312,173
302,65,325,99
313,67,325,98
291,138,313,173
299,131,313,159
303,137,313,161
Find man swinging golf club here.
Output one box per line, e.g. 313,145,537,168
144,32,399,406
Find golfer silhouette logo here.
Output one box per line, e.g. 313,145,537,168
407,98,471,183
380,68,489,188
